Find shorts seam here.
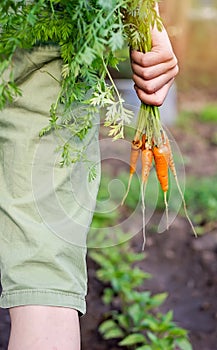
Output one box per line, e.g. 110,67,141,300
0,289,84,298
0,289,86,315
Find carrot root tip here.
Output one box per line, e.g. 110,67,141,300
141,183,146,250
164,191,169,231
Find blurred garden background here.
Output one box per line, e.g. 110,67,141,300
0,0,217,349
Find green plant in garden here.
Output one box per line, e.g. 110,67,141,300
89,234,192,350
87,164,194,348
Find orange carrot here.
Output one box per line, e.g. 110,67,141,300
153,143,169,193
121,139,142,205
141,135,153,184
153,142,170,230
130,139,143,174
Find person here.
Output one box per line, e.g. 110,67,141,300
0,4,178,350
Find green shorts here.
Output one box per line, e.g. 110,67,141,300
0,46,101,315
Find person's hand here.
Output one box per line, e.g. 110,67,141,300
130,25,179,106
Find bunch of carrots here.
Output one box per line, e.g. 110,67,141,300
122,125,197,249
121,1,197,248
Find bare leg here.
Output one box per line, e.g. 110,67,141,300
8,305,80,350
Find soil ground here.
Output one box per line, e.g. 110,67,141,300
0,93,217,350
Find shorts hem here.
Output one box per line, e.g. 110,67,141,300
0,289,86,316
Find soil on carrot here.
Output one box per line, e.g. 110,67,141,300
0,104,217,350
